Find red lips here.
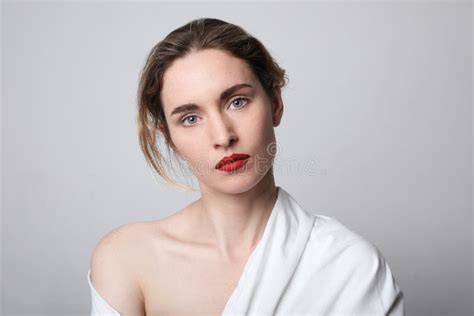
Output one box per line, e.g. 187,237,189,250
215,153,250,170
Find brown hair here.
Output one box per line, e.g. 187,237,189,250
136,18,288,188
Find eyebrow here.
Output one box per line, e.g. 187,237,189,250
170,83,254,117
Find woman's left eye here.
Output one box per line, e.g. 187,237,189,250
229,97,249,109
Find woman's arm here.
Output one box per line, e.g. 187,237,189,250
89,226,146,316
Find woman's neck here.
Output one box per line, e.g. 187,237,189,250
194,172,278,261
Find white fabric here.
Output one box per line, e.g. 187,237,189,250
88,186,405,315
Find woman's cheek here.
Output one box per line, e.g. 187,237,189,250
168,131,194,160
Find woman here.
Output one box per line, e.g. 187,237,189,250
88,18,405,315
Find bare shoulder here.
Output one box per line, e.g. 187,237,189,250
90,206,196,272
89,222,150,315
90,222,150,265
89,207,198,314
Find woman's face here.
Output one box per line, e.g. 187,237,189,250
160,48,284,194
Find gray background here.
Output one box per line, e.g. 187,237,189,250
2,1,472,315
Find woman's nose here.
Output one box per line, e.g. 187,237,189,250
209,113,238,149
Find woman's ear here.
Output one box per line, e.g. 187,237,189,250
158,123,167,136
271,85,284,127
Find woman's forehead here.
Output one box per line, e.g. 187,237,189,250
161,49,258,109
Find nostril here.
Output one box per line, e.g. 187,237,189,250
214,135,237,149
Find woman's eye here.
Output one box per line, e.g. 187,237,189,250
181,115,199,126
180,98,248,127
229,97,248,109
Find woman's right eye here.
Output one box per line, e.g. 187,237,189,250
181,115,199,127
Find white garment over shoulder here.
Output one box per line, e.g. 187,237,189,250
87,186,405,315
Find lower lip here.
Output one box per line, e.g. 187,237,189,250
217,158,250,172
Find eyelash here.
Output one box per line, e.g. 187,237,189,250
180,96,249,127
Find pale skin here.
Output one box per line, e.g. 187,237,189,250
90,48,284,315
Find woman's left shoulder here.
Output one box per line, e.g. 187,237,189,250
305,214,395,285
305,214,405,314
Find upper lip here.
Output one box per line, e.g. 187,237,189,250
215,153,250,169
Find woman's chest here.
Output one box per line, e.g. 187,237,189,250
139,249,247,316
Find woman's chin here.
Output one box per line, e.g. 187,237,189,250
203,177,257,195
201,171,272,195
